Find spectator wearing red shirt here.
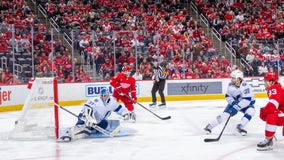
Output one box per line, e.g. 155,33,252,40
212,69,223,78
53,52,66,67
193,68,202,79
200,63,210,78
101,58,114,78
75,66,88,82
220,56,230,67
63,55,73,79
171,69,182,79
0,41,9,53
56,65,65,82
117,51,128,70
39,60,52,77
184,68,195,79
127,52,136,64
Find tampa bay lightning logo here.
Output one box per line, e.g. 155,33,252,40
94,99,98,102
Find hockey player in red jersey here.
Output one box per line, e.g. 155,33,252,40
110,65,137,122
257,72,284,151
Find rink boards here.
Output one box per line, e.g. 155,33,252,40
0,77,276,112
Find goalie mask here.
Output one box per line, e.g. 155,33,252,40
100,87,110,103
230,70,243,87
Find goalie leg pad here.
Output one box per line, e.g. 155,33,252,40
58,126,91,142
90,120,108,134
72,125,92,140
89,120,121,136
106,120,120,131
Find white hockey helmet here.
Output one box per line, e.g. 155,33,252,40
230,70,243,79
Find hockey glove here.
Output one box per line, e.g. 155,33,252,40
131,92,137,104
259,108,267,121
229,105,241,116
230,100,238,106
83,106,98,127
131,97,137,104
124,112,136,122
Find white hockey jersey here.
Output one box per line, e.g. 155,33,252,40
225,81,255,109
81,96,128,123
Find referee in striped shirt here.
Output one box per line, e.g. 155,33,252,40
149,60,167,107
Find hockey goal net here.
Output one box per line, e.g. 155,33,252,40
9,77,59,140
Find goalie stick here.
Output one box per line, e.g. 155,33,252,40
55,104,119,137
204,115,231,142
125,95,171,120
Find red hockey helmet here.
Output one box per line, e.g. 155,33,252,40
122,65,131,72
264,72,279,82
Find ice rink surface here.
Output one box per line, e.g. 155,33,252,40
0,98,284,160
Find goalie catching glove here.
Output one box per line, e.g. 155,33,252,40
82,106,98,127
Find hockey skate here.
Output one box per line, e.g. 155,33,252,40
158,103,166,108
236,124,247,136
58,128,72,142
204,124,212,134
149,102,157,108
257,138,273,151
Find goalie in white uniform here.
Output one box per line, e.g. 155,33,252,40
204,70,255,135
59,87,135,141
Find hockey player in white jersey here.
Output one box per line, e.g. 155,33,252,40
59,87,134,141
204,70,255,136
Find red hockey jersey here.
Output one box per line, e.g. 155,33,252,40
262,83,284,116
110,73,136,98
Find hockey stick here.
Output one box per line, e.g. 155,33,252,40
55,104,119,137
136,102,171,120
204,115,231,142
125,95,171,120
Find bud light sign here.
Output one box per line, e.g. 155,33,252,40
85,84,113,97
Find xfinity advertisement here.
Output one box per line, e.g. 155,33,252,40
167,82,222,95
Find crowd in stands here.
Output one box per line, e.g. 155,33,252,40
37,0,235,80
2,0,284,85
0,0,93,84
194,0,284,76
